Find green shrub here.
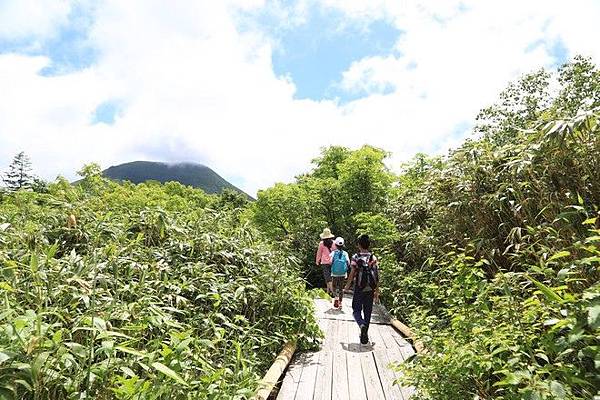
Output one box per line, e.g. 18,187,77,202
0,178,320,399
382,58,600,399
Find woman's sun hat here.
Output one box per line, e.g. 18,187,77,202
320,228,335,239
334,237,345,247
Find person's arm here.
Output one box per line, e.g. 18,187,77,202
372,256,380,302
344,260,356,291
344,268,356,291
315,242,322,265
327,249,335,265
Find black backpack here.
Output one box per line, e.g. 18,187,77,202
355,252,378,290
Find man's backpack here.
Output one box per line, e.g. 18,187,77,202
331,250,347,275
355,253,378,291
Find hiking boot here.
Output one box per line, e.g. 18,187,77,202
360,325,369,345
338,298,343,308
333,299,339,308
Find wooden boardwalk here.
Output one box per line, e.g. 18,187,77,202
276,294,416,400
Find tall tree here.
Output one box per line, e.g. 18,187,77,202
3,151,33,191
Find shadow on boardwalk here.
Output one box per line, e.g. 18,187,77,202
276,294,416,400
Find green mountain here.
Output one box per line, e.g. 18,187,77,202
103,161,250,197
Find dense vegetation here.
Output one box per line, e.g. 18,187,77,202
251,57,600,399
1,56,598,400
102,161,251,198
0,165,319,399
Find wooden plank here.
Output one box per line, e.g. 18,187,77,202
340,320,352,353
295,352,320,400
401,385,416,399
383,325,403,350
367,323,386,349
321,319,334,350
390,334,416,361
360,352,386,400
388,328,412,347
373,349,405,400
331,349,349,400
317,314,329,333
382,340,415,400
399,344,416,362
370,301,391,324
382,338,404,368
276,354,305,399
345,320,367,400
346,350,367,400
346,319,358,350
314,298,331,312
326,320,340,351
312,350,333,400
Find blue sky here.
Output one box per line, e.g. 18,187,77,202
0,2,95,74
0,1,598,195
267,8,402,101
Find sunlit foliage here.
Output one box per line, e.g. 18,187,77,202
0,176,320,399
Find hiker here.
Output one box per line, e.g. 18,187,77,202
344,234,380,345
315,228,336,296
329,237,350,309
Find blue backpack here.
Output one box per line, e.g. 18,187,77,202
331,250,348,276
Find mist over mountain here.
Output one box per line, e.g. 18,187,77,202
103,161,251,198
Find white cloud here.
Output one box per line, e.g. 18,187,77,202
326,0,600,165
0,0,599,196
0,0,72,41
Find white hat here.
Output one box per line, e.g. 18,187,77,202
320,228,335,239
334,237,345,246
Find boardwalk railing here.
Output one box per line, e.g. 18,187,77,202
389,319,425,354
254,341,297,400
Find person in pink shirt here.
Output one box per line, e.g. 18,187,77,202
316,227,336,296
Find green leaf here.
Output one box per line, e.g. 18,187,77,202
151,362,188,386
0,282,14,292
547,251,570,263
493,372,522,386
535,353,549,363
523,389,542,400
526,275,564,303
0,352,11,364
114,346,147,358
65,342,87,358
14,379,32,391
120,366,136,377
46,242,59,259
588,304,600,329
0,387,15,400
29,253,38,274
550,381,566,398
543,318,560,326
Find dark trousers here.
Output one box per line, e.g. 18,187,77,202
352,290,374,327
332,276,345,300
